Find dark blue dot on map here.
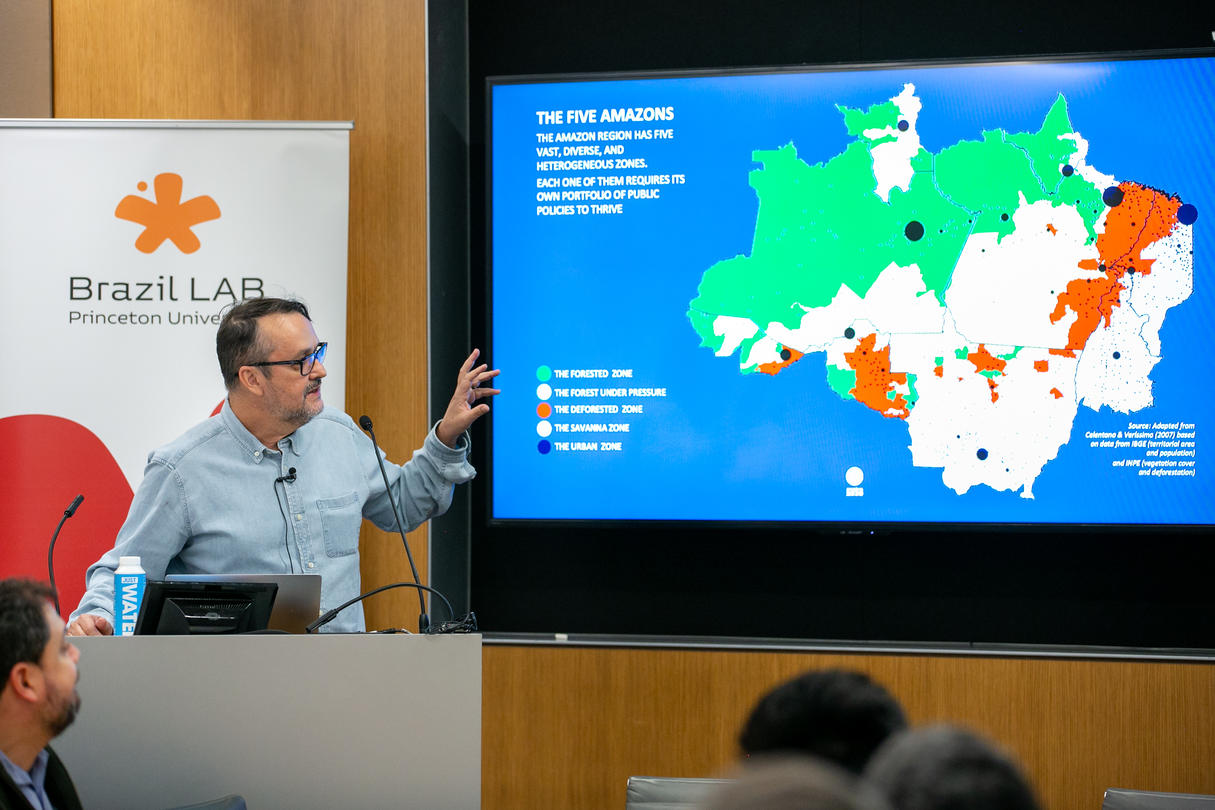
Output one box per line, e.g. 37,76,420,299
1113,351,1121,359
1103,186,1124,207
904,221,925,241
1000,213,1010,222
537,440,551,455
780,348,791,361
1098,264,1106,272
898,120,910,132
977,448,989,461
844,327,856,339
1178,203,1198,225
1061,164,1074,177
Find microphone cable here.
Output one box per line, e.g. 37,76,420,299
305,581,466,634
272,467,298,573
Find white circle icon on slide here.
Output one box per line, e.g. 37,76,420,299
537,421,553,437
845,466,864,487
536,383,553,400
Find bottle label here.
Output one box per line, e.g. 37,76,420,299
115,573,146,636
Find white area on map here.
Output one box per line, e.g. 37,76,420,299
902,323,1081,498
866,84,923,202
1075,223,1194,413
780,262,946,359
1074,305,1156,413
947,195,1099,348
1059,132,1116,192
713,314,759,357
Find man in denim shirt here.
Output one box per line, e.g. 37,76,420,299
68,298,499,635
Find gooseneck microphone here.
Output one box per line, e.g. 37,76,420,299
358,414,430,633
48,494,85,615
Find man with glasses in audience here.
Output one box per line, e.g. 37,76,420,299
68,297,499,635
1,579,83,810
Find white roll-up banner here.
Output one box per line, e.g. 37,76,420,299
0,120,351,615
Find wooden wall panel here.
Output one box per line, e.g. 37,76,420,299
0,0,52,117
483,645,1215,810
52,0,430,630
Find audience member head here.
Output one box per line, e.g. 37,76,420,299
702,754,891,810
739,668,908,774
863,725,1041,810
0,579,82,759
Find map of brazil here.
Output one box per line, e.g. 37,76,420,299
688,84,1197,499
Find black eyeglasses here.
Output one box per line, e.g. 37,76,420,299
250,342,328,376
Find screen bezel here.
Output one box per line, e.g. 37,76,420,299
472,48,1215,649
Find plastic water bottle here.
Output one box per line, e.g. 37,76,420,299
114,556,146,636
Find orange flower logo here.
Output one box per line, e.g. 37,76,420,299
115,173,221,254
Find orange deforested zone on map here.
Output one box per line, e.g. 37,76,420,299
1046,223,1057,235
967,344,1006,375
1050,348,1075,358
1050,181,1182,353
758,346,804,375
933,364,944,378
844,334,909,419
987,377,1000,403
1034,360,1049,372
1050,387,1063,399
1049,275,1123,353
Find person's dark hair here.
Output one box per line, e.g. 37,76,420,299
701,754,891,810
863,725,1041,810
739,668,908,774
0,579,56,689
216,297,311,389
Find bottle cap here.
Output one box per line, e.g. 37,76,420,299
118,555,142,567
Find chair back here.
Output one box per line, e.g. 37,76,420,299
1103,788,1215,810
626,775,732,810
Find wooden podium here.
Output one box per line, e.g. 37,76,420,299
55,633,482,810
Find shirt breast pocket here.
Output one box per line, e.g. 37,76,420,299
317,491,362,557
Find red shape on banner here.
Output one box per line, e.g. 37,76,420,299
0,415,134,620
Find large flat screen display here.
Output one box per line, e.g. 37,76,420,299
489,52,1211,528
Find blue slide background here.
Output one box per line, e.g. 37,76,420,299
490,56,1213,524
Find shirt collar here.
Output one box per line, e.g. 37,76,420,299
0,747,49,794
219,399,309,463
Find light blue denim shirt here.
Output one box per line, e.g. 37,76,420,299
71,401,475,632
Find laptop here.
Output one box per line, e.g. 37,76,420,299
164,573,323,634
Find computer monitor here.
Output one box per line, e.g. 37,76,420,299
134,580,278,635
